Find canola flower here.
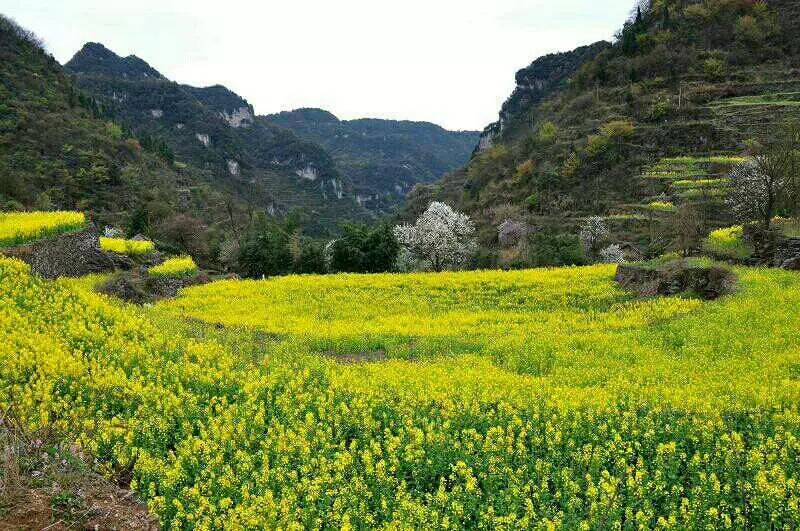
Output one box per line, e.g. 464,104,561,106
645,201,677,212
99,237,155,255
148,256,198,277
703,225,751,260
0,211,86,247
672,178,730,189
4,258,800,528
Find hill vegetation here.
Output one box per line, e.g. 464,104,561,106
0,17,202,226
263,108,479,213
406,0,800,267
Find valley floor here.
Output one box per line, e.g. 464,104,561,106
3,259,800,528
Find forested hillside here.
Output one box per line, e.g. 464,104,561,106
406,0,800,267
264,108,479,212
0,16,213,226
65,43,371,234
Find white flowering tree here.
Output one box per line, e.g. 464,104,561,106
599,244,626,263
728,157,788,231
579,216,610,260
394,202,477,272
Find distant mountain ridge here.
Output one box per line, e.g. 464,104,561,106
263,108,479,211
65,43,477,218
65,42,364,235
64,42,164,79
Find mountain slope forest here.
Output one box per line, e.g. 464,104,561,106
0,16,210,227
65,42,371,235
65,43,477,220
263,108,479,212
405,0,800,267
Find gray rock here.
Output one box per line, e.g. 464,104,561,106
774,237,800,267
98,267,209,304
1,223,118,278
616,261,735,300
780,256,800,270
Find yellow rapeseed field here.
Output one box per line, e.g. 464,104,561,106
0,211,86,247
148,256,198,276
703,226,750,260
3,257,800,528
99,236,155,255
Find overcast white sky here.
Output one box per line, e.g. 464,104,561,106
2,0,634,131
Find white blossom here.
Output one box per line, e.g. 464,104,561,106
579,216,610,258
599,244,626,263
727,158,786,227
394,202,477,271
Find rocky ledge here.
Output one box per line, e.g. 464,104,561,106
616,260,736,300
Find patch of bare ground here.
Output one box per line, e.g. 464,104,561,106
0,412,157,530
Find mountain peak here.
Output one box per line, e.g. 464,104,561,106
65,42,163,79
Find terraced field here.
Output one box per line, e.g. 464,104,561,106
0,211,86,247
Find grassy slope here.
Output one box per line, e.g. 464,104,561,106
4,256,800,527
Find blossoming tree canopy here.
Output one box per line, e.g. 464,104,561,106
394,202,477,271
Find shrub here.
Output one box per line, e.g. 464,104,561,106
702,58,726,81
526,231,585,266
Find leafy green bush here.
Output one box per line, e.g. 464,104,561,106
526,232,585,266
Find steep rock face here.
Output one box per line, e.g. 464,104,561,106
263,108,479,213
183,85,255,128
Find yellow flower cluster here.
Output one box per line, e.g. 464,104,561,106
703,225,750,259
4,258,800,528
148,256,198,277
646,201,677,212
99,237,155,255
0,210,86,247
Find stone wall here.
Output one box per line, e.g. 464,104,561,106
1,224,121,278
616,261,735,300
774,237,800,268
